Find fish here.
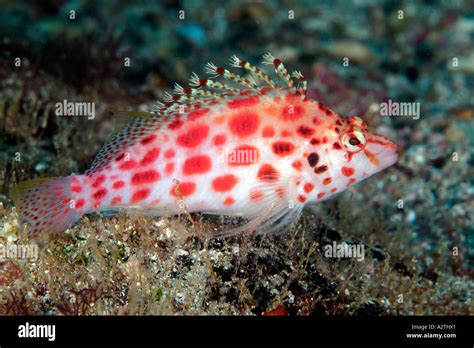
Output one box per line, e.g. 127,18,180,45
10,53,398,236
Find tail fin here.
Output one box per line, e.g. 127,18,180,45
9,176,86,235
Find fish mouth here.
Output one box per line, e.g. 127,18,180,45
366,135,399,169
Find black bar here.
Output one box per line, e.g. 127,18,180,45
0,316,472,346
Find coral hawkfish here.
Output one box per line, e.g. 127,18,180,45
11,53,398,236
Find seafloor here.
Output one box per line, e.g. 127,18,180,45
0,1,472,315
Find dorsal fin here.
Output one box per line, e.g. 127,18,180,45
107,110,151,136
85,111,168,176
85,53,307,175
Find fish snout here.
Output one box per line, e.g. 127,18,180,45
366,134,399,169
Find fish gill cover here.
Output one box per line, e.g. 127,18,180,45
0,0,472,318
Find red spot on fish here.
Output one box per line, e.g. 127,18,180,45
318,103,333,116
333,142,342,150
227,96,259,109
347,151,357,162
177,125,209,148
111,196,122,205
183,155,212,175
281,130,292,137
213,134,227,146
131,170,160,185
168,117,183,130
312,117,322,125
331,187,337,193
275,187,285,197
119,160,137,170
131,189,150,203
314,165,328,174
272,141,295,156
229,112,260,137
187,108,209,122
164,149,175,159
346,178,356,187
140,134,156,145
140,148,160,165
317,192,325,199
292,160,303,171
297,125,315,138
322,136,328,144
282,104,304,121
75,198,85,209
257,164,279,182
224,197,235,205
364,149,380,166
285,94,302,103
342,166,355,177
304,183,314,193
323,177,332,185
307,153,319,167
262,126,275,137
250,189,264,202
228,145,259,166
170,182,196,197
113,181,125,189
212,174,238,192
310,138,321,145
71,185,82,193
297,194,306,203
165,162,174,175
93,188,107,200
92,174,106,188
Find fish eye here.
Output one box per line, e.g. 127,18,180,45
349,137,360,146
341,131,366,152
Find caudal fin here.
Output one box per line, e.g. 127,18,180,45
9,176,85,234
